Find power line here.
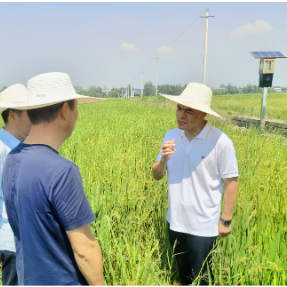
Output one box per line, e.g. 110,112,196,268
158,3,214,55
138,2,214,75
214,2,229,14
129,2,221,88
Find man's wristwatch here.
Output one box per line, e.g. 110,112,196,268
220,217,232,227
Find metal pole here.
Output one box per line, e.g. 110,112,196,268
141,70,143,98
134,78,136,97
260,87,268,128
200,8,215,85
154,55,161,96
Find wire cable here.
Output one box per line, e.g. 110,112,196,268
130,2,221,88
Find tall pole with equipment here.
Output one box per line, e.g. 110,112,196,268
251,51,286,128
134,77,136,97
154,55,161,96
200,7,215,85
141,70,143,98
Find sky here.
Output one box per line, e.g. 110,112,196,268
0,2,287,90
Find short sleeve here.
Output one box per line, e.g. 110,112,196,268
50,165,96,231
218,139,239,179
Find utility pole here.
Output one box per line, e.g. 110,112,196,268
200,7,215,85
141,70,143,98
154,55,161,96
260,87,268,128
133,77,136,97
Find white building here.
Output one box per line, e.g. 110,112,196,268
273,86,281,92
123,89,134,98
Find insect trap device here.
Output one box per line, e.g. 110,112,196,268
251,51,286,87
250,51,286,128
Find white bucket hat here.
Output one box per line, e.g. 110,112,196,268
0,84,27,114
0,72,105,111
159,82,223,120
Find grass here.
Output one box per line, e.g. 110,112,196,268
140,92,287,122
1,94,287,285
211,92,287,122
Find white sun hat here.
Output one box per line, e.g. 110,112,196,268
0,83,27,114
159,82,223,120
0,72,105,111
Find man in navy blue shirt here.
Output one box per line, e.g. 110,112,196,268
2,72,105,285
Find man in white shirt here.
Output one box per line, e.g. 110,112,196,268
152,83,239,285
0,84,31,285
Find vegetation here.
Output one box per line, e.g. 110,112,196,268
143,81,155,97
211,92,287,122
1,94,287,285
158,84,186,95
74,86,122,98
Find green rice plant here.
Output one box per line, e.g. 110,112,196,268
1,95,287,285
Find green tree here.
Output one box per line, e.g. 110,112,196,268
227,83,233,91
107,90,119,98
87,86,104,98
212,89,229,96
143,82,155,96
230,87,239,94
74,86,87,95
158,84,186,95
267,87,276,93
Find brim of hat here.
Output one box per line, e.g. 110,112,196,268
159,93,224,120
0,94,105,111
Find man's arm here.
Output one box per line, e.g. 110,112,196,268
66,224,105,285
218,177,238,237
152,139,176,180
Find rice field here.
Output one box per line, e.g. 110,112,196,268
211,92,287,122
1,94,287,285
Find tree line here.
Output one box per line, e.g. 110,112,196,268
212,83,284,95
1,83,286,97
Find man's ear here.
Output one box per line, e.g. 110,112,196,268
59,102,69,121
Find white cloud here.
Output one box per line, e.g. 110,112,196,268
121,43,138,52
157,46,173,53
232,19,272,36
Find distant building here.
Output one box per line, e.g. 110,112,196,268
123,89,135,98
102,89,111,94
273,86,281,92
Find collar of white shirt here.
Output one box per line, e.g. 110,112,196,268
179,121,212,141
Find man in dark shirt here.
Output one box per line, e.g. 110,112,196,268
2,72,105,285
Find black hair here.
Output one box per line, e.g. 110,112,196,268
1,109,24,124
27,99,75,125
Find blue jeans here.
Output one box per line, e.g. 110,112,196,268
168,223,217,285
0,250,18,286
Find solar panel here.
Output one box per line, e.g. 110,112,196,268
252,52,262,57
260,52,269,57
274,51,285,57
251,51,287,58
267,52,277,57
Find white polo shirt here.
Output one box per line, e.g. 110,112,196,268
156,121,239,237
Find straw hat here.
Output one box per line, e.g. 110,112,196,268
0,72,105,111
0,84,27,113
159,82,223,120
